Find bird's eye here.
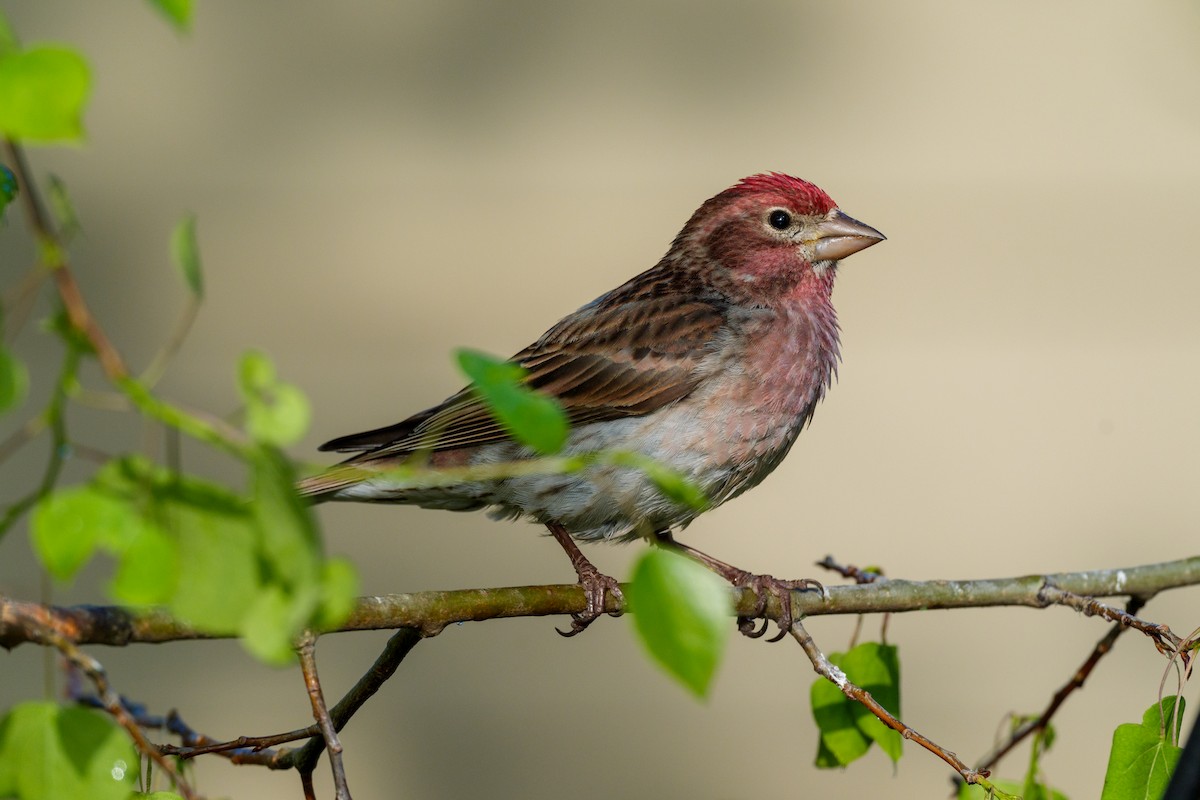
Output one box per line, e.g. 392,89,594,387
768,209,792,230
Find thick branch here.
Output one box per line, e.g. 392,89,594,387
2,556,1197,649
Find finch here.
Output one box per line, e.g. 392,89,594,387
298,173,884,634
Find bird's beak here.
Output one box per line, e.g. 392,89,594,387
809,209,886,261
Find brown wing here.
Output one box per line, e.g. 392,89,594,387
318,292,728,458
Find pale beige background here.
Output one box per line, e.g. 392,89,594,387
2,2,1199,798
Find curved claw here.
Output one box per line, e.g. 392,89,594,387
556,614,593,638
738,616,771,639
765,623,790,644
796,577,827,599
556,567,624,637
736,573,824,643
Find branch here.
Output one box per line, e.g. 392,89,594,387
155,629,422,772
974,596,1145,773
3,555,1197,649
3,598,197,798
789,619,994,789
288,628,422,773
2,140,252,461
3,140,129,381
296,632,351,799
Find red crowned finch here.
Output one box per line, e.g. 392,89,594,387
298,173,884,635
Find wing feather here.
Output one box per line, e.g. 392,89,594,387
318,289,728,460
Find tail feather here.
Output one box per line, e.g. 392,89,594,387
294,465,367,502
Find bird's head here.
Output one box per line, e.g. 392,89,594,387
671,172,885,305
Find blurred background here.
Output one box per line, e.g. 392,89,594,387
2,1,1199,797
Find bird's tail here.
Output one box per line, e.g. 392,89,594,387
294,465,367,502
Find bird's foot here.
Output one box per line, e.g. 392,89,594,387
650,530,825,642
557,563,625,638
546,521,624,637
731,572,825,642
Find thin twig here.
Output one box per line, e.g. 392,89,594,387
4,139,129,381
0,414,47,467
140,296,200,387
296,632,352,800
164,710,298,768
974,597,1145,772
160,723,321,760
816,555,884,584
1,261,51,345
1038,585,1184,659
289,628,423,773
0,343,81,540
3,140,249,460
73,389,133,411
818,556,888,647
154,629,422,772
789,619,995,789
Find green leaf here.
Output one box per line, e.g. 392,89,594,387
1038,720,1057,753
0,346,28,413
239,349,275,391
958,779,1039,800
1142,694,1185,741
97,448,345,664
812,672,871,767
1102,697,1185,800
1020,724,1063,800
0,46,91,143
170,213,203,297
239,351,311,446
146,0,193,33
239,585,302,665
138,794,186,799
246,382,310,445
627,547,731,698
455,348,569,454
169,495,260,632
92,454,242,515
31,486,129,580
251,445,320,587
314,557,359,631
811,644,903,767
241,445,350,660
108,523,178,605
189,446,343,663
0,702,137,800
841,643,903,762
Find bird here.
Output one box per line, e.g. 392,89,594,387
297,172,884,636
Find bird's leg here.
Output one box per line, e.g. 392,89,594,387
653,530,823,642
546,522,624,637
